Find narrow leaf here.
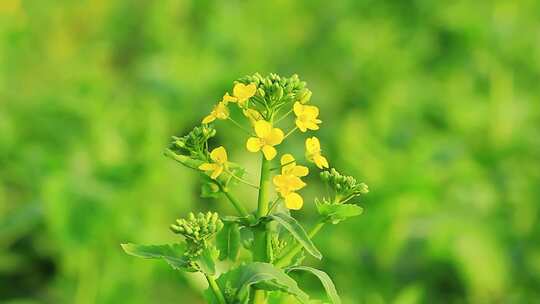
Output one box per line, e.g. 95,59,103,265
269,213,322,259
287,266,341,304
121,243,190,271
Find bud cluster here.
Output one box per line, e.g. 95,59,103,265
169,125,216,160
237,73,312,118
170,211,224,245
320,168,369,203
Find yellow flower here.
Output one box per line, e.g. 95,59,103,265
305,137,329,169
232,83,257,107
198,146,228,179
221,92,237,104
273,175,306,210
202,102,229,124
280,154,309,177
294,102,321,132
246,120,284,160
243,108,263,125
273,155,308,210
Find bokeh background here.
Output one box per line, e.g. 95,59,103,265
1,0,540,303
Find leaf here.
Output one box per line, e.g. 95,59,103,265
121,243,191,271
316,201,364,224
268,213,322,260
215,262,310,304
195,247,219,275
287,266,341,304
216,222,241,261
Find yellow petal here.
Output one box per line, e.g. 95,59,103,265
295,120,308,132
210,165,224,179
287,175,306,191
233,83,257,100
314,154,329,169
198,163,217,171
246,137,263,152
285,192,304,210
266,128,284,146
262,145,277,160
291,165,309,177
202,113,216,124
254,120,272,138
222,93,237,104
210,146,228,163
304,105,319,118
215,103,229,120
304,121,320,131
305,137,321,154
281,154,295,166
243,109,262,124
293,102,303,116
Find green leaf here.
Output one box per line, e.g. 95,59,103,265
216,222,241,261
121,243,191,271
287,266,341,304
215,262,310,304
268,213,322,260
316,201,364,224
195,247,219,275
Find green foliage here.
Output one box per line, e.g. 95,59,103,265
268,213,322,260
216,223,241,261
210,263,310,304
121,243,191,271
316,201,364,225
286,266,341,304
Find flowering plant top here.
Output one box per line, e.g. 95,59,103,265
122,73,368,304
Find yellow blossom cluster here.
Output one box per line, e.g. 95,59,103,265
198,79,331,210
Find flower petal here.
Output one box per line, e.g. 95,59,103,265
304,105,319,118
314,154,329,169
305,137,321,154
210,146,228,163
222,93,237,104
285,192,304,210
233,83,257,100
262,145,277,160
246,137,263,152
291,165,309,177
293,102,303,116
254,120,272,138
202,113,216,124
266,128,284,146
210,165,224,179
199,163,217,171
296,120,308,132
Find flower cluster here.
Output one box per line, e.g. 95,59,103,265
196,73,332,210
320,168,369,204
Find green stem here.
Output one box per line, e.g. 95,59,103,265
283,126,298,139
224,169,260,189
205,274,227,304
252,156,272,303
274,221,325,268
228,117,253,135
220,186,250,218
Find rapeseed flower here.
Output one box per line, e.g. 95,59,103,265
305,137,329,169
198,146,228,179
202,102,229,124
294,102,321,132
273,154,308,210
246,120,284,160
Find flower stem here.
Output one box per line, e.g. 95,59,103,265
220,185,250,218
205,274,227,304
224,169,260,189
284,126,298,139
252,156,272,303
228,117,253,135
275,109,293,124
274,221,325,268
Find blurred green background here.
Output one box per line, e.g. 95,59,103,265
1,0,540,303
